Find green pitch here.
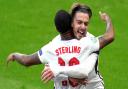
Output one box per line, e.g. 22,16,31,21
0,0,128,89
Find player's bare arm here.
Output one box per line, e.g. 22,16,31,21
41,53,98,84
7,52,41,66
99,12,115,49
41,65,88,84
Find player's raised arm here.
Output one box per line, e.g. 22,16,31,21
7,52,41,67
98,12,115,49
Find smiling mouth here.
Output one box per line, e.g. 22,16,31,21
78,30,85,36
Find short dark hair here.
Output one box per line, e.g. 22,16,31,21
54,10,71,34
70,3,92,19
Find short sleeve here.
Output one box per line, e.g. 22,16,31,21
90,37,100,52
38,43,50,64
86,32,95,37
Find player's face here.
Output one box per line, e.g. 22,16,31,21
72,12,90,40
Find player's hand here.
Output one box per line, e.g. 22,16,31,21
7,53,16,65
99,11,111,22
41,64,54,83
7,52,23,65
68,77,88,86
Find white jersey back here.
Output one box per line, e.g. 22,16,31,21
38,32,101,89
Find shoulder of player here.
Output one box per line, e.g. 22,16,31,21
51,34,61,43
86,32,95,37
80,36,98,44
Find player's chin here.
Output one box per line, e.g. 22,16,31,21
75,36,80,40
77,35,84,40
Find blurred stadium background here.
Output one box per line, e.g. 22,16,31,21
0,0,128,89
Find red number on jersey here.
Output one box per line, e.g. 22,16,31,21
58,57,65,66
58,57,67,86
69,57,80,66
58,57,80,87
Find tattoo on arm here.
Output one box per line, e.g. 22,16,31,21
98,36,110,49
98,19,114,49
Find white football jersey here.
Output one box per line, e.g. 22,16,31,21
38,32,103,89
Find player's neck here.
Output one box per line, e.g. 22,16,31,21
61,30,75,40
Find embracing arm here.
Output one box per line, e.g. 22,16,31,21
7,52,41,67
50,53,98,78
99,12,115,49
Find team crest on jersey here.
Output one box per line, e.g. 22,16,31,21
39,49,43,56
